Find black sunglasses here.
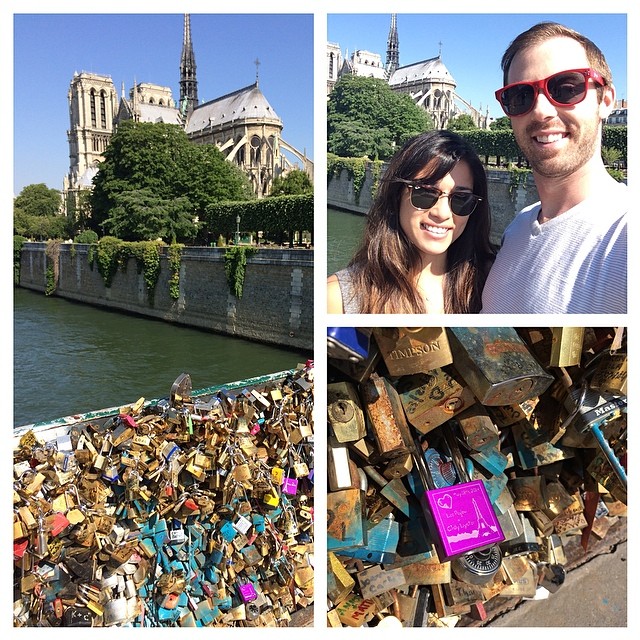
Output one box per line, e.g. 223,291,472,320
495,68,606,117
395,179,482,216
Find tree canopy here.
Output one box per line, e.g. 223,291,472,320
327,75,433,160
447,114,478,131
269,169,314,196
90,121,254,241
14,183,61,217
13,183,67,240
490,116,512,131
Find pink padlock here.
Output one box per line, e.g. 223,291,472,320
282,477,298,495
238,581,257,603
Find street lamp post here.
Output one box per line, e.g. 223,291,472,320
235,215,241,246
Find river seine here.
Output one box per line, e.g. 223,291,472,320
327,208,366,276
13,288,309,427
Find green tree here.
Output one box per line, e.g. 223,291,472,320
490,116,512,130
327,75,433,160
447,114,478,131
102,190,197,243
601,146,622,166
90,121,253,241
269,169,313,196
14,183,61,218
13,183,69,240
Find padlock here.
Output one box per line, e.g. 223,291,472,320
395,368,476,434
62,605,94,626
549,327,585,367
361,465,410,518
447,327,554,405
337,514,400,564
453,405,500,453
328,552,356,604
501,513,540,557
378,453,411,484
564,384,627,490
327,488,367,551
356,564,406,599
498,558,538,598
451,545,502,585
590,352,627,395
237,577,258,603
282,476,298,495
539,563,566,594
327,382,366,443
329,333,381,384
292,460,309,478
373,327,453,377
411,425,504,562
328,439,355,492
361,373,412,460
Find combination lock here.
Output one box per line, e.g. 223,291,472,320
452,545,502,585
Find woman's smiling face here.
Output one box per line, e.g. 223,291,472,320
398,160,473,262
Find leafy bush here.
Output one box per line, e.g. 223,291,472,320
74,229,99,244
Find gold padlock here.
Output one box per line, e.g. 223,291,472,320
373,327,453,377
327,382,366,443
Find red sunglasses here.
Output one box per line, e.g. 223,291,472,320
495,68,606,117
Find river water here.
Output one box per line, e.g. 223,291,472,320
13,288,309,427
327,207,366,276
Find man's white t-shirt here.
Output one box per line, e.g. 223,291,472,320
481,182,627,314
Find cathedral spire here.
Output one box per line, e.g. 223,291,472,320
385,14,399,76
180,14,198,114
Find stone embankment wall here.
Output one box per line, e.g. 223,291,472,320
328,164,539,245
19,245,313,351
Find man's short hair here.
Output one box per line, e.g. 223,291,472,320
501,22,612,100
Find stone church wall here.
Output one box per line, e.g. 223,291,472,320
19,245,313,351
327,163,539,246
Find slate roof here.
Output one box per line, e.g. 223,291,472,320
135,103,183,125
185,83,281,135
388,57,456,87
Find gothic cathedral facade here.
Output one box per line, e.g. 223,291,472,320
63,15,312,216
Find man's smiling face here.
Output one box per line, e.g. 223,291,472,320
508,37,612,179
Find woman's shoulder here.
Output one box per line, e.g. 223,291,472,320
327,272,345,314
327,267,360,314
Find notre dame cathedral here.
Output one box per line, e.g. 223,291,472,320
63,15,312,214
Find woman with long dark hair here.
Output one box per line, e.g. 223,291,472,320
327,130,495,314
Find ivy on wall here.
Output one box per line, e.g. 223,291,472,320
44,239,62,296
14,236,25,285
508,166,533,195
224,246,258,299
167,245,183,300
86,237,182,304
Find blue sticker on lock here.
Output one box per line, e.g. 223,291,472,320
220,521,237,542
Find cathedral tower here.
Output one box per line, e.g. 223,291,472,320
65,72,117,194
180,14,199,114
385,14,399,76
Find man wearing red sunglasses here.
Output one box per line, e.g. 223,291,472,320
481,22,627,314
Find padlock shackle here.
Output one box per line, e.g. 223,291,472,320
440,421,471,483
411,438,433,494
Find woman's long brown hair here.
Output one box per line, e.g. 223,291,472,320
346,130,495,313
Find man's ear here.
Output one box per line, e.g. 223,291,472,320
598,83,616,119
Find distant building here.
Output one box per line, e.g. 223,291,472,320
606,99,627,126
327,14,489,129
64,14,312,215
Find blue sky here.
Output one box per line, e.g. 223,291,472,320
328,13,627,123
12,13,314,195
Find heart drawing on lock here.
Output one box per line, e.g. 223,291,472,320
437,493,453,510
